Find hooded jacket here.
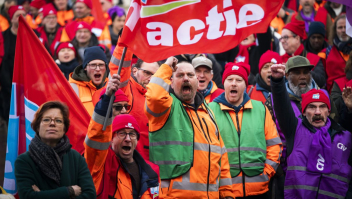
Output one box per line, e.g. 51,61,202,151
68,64,108,116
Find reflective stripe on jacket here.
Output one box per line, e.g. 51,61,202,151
108,44,152,164
209,100,282,197
145,64,234,199
84,95,160,199
68,73,107,116
285,118,352,199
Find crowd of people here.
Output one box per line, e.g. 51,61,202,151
0,0,352,198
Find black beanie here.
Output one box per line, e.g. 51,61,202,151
308,21,326,38
83,46,108,69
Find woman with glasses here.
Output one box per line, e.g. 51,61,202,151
15,101,96,199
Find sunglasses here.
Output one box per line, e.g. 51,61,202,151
112,104,131,112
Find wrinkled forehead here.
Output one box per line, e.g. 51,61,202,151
175,62,195,74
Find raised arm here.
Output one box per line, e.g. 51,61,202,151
270,64,298,141
144,57,178,132
84,74,120,192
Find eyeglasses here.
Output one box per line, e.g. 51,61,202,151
87,63,106,70
137,68,154,77
112,104,131,112
42,118,64,125
116,132,138,140
279,35,296,41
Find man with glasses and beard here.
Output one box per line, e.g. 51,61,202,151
109,46,160,164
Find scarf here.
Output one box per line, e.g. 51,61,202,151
255,74,271,92
333,37,352,55
198,81,213,97
300,10,315,33
28,135,71,185
58,58,79,80
307,118,332,174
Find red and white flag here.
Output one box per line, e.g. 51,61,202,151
119,0,284,62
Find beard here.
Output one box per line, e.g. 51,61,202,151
288,75,313,97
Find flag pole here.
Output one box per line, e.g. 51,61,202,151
103,46,127,130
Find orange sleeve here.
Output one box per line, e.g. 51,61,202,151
84,103,113,192
263,106,282,178
108,40,133,93
98,25,112,50
144,64,173,132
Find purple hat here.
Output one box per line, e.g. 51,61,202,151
108,6,125,18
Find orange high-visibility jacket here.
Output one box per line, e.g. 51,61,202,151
109,46,152,163
210,99,282,197
84,98,160,199
0,14,9,32
144,64,235,199
68,72,107,116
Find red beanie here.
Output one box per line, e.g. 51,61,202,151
301,89,331,113
258,50,282,72
75,21,92,33
56,42,76,56
8,5,25,20
283,20,307,40
75,0,92,9
30,0,46,9
99,88,129,103
222,62,250,85
112,114,140,139
39,3,57,18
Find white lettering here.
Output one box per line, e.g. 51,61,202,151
223,9,237,36
237,4,264,29
125,2,140,31
146,22,173,46
206,6,224,40
337,143,347,151
316,154,325,171
177,19,205,45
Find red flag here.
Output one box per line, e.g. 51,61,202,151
91,0,107,25
13,16,90,154
119,0,284,62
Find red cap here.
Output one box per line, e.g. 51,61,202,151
8,5,25,19
74,21,92,33
30,0,46,9
301,89,331,113
56,42,76,57
39,3,57,18
75,0,92,9
283,20,307,40
112,114,140,139
258,50,282,72
222,62,250,85
100,88,129,103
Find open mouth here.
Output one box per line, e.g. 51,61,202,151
267,75,271,81
64,55,70,59
121,146,131,153
298,83,307,88
182,85,191,94
230,90,238,95
199,80,205,84
94,74,102,79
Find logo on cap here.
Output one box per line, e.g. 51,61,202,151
232,65,239,70
271,58,277,64
313,93,320,99
68,43,73,47
19,6,23,9
49,10,54,14
125,123,134,129
78,24,83,28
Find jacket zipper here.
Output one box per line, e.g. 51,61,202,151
235,112,245,197
195,111,211,199
315,174,323,199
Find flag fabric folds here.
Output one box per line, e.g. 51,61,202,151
327,0,352,37
3,16,90,194
119,0,284,62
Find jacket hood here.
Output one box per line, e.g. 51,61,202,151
213,91,250,113
71,64,108,89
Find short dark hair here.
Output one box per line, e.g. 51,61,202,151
133,58,163,69
31,101,70,135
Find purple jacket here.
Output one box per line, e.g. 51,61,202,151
285,118,352,199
